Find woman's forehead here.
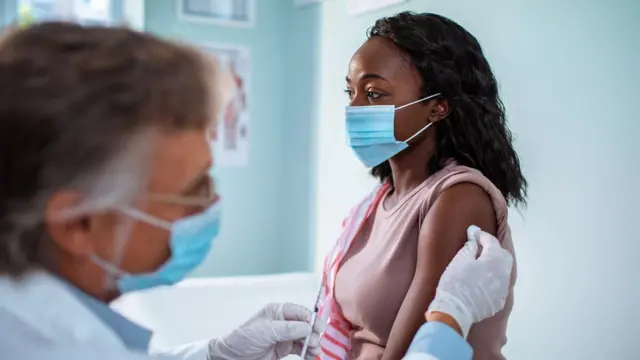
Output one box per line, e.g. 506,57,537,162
347,37,415,83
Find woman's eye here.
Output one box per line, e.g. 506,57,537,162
344,89,354,99
366,91,382,100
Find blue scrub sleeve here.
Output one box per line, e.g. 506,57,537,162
406,321,473,360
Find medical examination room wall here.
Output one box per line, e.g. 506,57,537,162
311,0,639,359
0,0,15,24
0,0,320,275
143,0,320,276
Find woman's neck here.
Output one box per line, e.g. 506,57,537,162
389,164,430,198
388,144,435,199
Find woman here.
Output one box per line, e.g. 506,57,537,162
0,22,322,360
319,12,526,360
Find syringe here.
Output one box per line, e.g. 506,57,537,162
300,284,323,359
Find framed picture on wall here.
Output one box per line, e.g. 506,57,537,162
348,0,407,16
71,0,112,25
18,0,121,25
17,0,62,21
177,0,255,28
199,43,251,167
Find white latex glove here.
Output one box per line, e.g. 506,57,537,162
427,225,514,338
209,303,324,360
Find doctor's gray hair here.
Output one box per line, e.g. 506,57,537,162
0,22,218,276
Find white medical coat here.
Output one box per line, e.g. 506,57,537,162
0,271,209,360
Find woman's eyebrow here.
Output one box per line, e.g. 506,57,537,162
345,73,388,83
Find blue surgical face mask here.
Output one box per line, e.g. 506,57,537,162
92,201,221,293
345,93,441,168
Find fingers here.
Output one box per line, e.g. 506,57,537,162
466,225,513,272
281,303,312,322
305,330,321,348
290,333,321,353
270,320,312,342
466,225,507,258
474,231,514,274
466,225,481,242
475,230,501,250
291,342,303,356
454,238,479,261
291,336,321,360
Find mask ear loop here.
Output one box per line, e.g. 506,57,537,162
90,206,172,291
395,92,442,110
394,93,442,143
405,121,434,143
89,214,137,290
118,207,172,230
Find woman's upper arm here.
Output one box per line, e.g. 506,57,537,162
381,183,497,360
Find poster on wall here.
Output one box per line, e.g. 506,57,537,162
200,43,251,167
348,0,407,16
178,0,255,28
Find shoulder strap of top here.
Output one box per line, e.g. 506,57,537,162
318,183,391,360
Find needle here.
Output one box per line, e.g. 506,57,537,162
300,285,323,359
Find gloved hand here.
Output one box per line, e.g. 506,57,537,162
209,303,324,360
427,225,514,338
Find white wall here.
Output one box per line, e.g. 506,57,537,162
311,0,640,359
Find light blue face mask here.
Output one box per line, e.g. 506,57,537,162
345,93,441,168
92,201,221,293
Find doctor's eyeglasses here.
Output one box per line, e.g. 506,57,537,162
145,174,220,208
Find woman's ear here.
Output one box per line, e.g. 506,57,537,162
428,99,450,123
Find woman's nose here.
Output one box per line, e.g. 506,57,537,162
349,93,368,107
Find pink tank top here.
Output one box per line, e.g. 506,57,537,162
333,163,517,360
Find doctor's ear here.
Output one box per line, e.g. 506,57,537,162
427,99,450,123
44,192,100,257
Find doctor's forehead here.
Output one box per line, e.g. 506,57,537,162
145,131,212,196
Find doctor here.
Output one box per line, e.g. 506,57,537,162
0,22,513,360
0,21,322,360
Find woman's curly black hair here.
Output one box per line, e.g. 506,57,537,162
368,12,527,207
